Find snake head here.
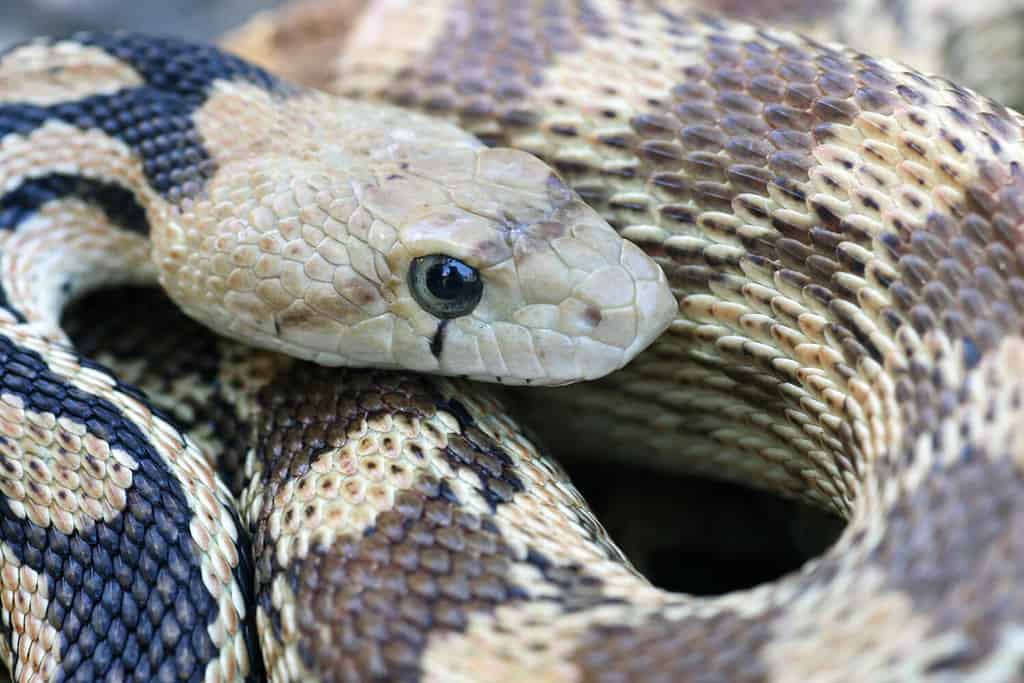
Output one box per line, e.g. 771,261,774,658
370,145,676,385
160,95,674,385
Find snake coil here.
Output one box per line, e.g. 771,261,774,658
1,0,1024,681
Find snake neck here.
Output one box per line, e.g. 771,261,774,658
0,33,293,336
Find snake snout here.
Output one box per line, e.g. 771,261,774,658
371,146,676,386
473,195,675,386
585,239,676,375
542,222,676,384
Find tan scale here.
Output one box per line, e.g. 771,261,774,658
212,1,1024,681
0,394,136,535
0,544,58,683
0,24,675,683
2,2,1024,682
0,41,143,107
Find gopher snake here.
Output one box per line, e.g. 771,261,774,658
0,0,1023,681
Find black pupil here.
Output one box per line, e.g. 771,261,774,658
426,259,477,300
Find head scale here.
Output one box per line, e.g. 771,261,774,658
156,91,675,385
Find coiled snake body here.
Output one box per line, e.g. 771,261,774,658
1,0,1024,681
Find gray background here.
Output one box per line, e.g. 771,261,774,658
1,0,282,50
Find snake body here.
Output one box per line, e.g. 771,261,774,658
1,0,1024,681
0,27,671,682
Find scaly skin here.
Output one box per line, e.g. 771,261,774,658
0,34,673,383
1,1,1024,681
219,0,1024,680
0,30,669,683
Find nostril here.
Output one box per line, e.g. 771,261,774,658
582,305,603,328
558,298,601,336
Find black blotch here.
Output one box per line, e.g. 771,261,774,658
437,398,525,511
74,31,282,97
0,168,156,323
0,32,292,200
0,173,149,234
0,333,259,681
0,91,206,200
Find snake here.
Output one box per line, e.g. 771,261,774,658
0,0,1023,681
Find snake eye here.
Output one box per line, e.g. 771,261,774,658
409,254,483,319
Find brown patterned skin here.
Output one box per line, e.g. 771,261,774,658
63,287,636,683
4,2,1024,681
0,35,673,384
225,0,1024,110
62,282,1024,682
695,0,1024,111
0,29,674,683
223,0,1024,680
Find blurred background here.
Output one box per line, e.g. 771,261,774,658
0,0,281,49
